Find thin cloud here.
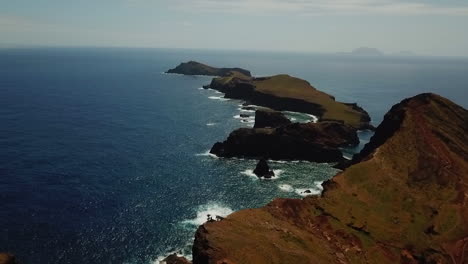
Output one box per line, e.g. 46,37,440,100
170,0,468,16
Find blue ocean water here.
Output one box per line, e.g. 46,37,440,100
0,48,467,263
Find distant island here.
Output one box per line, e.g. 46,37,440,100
166,61,251,77
337,47,385,56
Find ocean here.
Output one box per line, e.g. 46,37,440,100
0,48,467,263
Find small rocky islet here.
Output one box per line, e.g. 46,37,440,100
162,62,468,264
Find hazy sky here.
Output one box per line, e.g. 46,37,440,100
1,0,468,56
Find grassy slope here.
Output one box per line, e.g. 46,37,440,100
213,74,367,128
194,94,468,264
253,75,364,127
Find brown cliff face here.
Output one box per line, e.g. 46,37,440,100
193,93,468,264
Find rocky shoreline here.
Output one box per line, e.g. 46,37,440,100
192,93,468,264
204,73,374,130
164,62,468,264
210,119,359,163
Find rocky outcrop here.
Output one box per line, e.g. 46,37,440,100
193,93,468,264
253,159,275,178
210,121,358,163
161,254,191,264
205,74,373,130
0,253,18,264
166,61,251,77
254,109,291,128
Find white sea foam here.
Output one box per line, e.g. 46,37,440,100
269,160,287,164
195,150,218,159
342,153,352,160
278,184,294,192
181,203,234,227
240,119,255,124
241,169,257,178
208,96,229,101
295,181,324,197
283,111,318,123
238,108,256,113
268,159,303,164
206,123,216,126
198,87,205,90
241,169,283,179
273,169,284,178
153,252,192,264
307,114,319,123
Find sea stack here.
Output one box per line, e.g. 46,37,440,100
253,159,275,178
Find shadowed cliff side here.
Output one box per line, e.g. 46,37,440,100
210,121,359,163
193,93,468,264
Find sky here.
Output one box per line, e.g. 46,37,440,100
1,0,468,56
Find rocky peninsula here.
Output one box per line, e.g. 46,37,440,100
167,61,373,130
205,73,373,130
192,93,468,264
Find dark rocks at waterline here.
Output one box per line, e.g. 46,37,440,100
161,254,191,264
253,159,275,178
241,106,256,111
240,114,251,118
254,108,291,128
210,121,359,163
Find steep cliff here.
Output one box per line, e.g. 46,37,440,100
210,121,359,163
193,93,468,264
